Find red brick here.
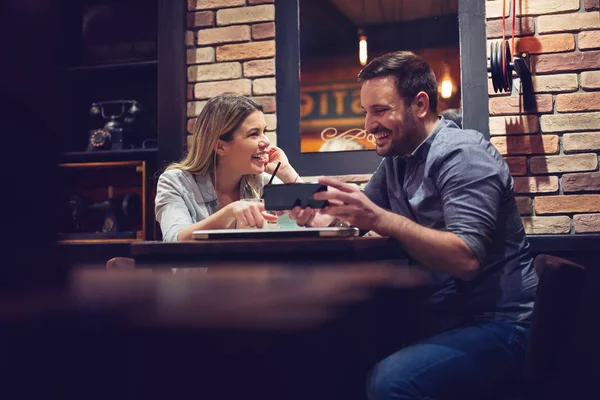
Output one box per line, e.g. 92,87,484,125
186,31,195,46
243,59,275,77
486,1,508,20
489,94,553,116
538,13,600,34
193,79,252,99
490,115,539,135
533,50,600,73
187,11,214,28
187,84,194,100
187,118,196,134
584,0,599,11
190,0,244,10
187,47,215,65
563,132,600,153
491,135,559,155
535,194,600,214
556,92,600,113
486,17,535,39
505,157,528,176
517,0,579,16
581,71,600,89
264,114,276,131
574,214,600,233
514,176,559,193
530,154,598,174
197,25,250,46
516,197,533,215
532,74,579,93
251,96,276,113
579,30,600,50
522,216,571,234
516,34,575,54
187,101,207,118
216,41,275,61
540,112,600,133
217,5,274,26
253,78,276,95
561,172,600,193
188,62,241,82
252,22,275,40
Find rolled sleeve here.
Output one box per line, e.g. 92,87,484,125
435,145,505,265
155,173,194,242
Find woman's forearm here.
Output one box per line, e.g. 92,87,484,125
277,165,303,183
176,204,234,241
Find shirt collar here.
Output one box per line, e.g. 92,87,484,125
406,116,449,162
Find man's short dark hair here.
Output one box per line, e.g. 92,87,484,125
357,51,438,113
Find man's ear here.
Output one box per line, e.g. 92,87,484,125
413,92,430,118
215,139,228,156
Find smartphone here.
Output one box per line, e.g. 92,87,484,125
263,183,328,211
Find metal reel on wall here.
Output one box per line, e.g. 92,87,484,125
487,40,534,108
488,40,513,93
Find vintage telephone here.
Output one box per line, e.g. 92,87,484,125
69,186,141,233
88,100,142,151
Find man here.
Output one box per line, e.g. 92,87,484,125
291,51,538,400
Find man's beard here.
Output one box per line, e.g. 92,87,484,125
375,112,418,157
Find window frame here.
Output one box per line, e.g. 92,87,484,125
275,0,489,176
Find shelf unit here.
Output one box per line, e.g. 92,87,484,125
56,0,186,261
57,160,149,244
64,60,158,73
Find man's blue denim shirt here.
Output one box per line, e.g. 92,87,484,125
364,117,538,327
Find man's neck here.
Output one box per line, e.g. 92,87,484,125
402,114,441,156
424,114,440,136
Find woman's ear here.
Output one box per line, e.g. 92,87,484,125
215,139,228,156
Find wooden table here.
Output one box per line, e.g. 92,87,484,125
131,236,410,268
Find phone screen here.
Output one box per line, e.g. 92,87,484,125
263,183,328,211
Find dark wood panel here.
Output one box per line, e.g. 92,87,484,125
157,0,186,170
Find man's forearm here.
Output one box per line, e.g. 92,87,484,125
376,211,480,280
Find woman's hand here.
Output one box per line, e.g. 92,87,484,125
228,200,278,228
264,146,300,183
264,146,289,173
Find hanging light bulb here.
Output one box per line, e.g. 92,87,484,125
440,80,453,99
439,63,453,99
358,29,368,66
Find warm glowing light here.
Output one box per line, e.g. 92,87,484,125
359,34,368,66
440,79,453,99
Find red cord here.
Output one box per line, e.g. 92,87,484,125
501,0,507,87
512,0,516,56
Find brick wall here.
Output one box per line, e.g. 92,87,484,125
186,0,276,148
185,0,600,235
486,0,600,234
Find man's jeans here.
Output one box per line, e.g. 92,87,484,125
367,320,529,400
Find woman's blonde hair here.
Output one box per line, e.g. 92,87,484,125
167,93,265,197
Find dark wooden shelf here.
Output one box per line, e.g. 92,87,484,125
63,60,158,73
58,148,158,163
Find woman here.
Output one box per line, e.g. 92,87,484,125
155,93,303,241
